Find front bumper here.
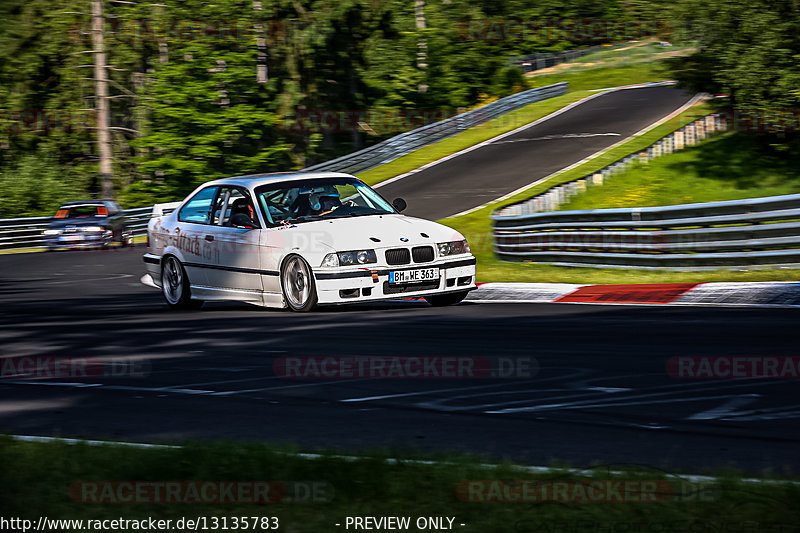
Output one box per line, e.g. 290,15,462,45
143,253,161,286
45,232,111,249
313,256,477,304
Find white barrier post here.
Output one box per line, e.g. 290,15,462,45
696,120,706,140
686,124,696,145
675,129,685,150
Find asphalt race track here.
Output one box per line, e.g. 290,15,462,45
2,248,800,475
377,85,696,219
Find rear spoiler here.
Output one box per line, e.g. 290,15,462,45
152,201,182,218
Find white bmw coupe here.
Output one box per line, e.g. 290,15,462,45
142,172,476,311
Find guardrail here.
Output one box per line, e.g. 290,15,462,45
305,82,568,175
510,46,607,73
0,216,53,250
491,194,800,270
0,206,175,250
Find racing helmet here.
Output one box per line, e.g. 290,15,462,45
309,185,340,211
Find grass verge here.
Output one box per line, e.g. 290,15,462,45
1,438,797,533
558,131,800,211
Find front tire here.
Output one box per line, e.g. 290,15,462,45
161,255,203,310
281,255,318,312
424,290,469,307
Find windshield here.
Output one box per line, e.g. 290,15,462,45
254,177,395,226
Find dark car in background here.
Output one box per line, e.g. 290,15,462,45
42,200,132,250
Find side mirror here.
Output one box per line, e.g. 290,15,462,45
392,198,407,213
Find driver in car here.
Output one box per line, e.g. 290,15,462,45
309,186,343,216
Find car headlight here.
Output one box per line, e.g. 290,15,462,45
341,250,377,265
42,229,61,235
437,239,470,256
321,250,377,267
321,253,339,267
82,226,106,233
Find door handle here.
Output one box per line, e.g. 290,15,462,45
205,235,215,242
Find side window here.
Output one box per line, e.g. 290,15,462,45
224,188,260,228
211,188,231,225
178,187,218,224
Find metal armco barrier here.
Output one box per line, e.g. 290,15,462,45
0,216,52,250
491,194,800,269
0,205,175,250
510,46,607,73
305,83,568,175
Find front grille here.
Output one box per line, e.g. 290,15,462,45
385,248,411,265
383,279,440,294
412,246,434,263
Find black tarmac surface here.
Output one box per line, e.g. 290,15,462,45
2,248,799,475
377,85,696,219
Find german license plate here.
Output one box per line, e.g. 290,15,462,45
60,235,81,242
389,268,439,284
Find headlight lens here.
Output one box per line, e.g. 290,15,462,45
321,253,339,268
437,239,470,256
339,249,377,266
321,250,377,267
82,226,106,233
42,229,61,235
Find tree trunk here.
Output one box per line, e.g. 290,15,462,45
92,0,113,199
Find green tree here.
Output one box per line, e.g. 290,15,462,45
670,0,800,110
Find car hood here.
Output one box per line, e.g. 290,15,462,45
278,214,466,251
48,217,109,229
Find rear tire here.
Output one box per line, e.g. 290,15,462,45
281,255,318,312
161,255,203,310
424,290,469,307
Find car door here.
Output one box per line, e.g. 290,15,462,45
202,186,264,293
174,186,220,287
